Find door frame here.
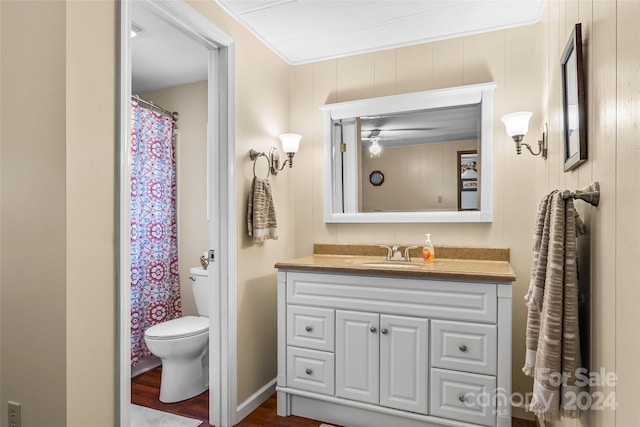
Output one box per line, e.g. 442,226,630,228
117,1,237,425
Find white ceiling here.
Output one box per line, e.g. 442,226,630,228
131,1,209,93
131,0,545,92
215,0,545,65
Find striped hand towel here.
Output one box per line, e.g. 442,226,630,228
247,177,278,243
523,190,584,421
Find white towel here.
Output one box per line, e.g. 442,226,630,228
247,177,278,242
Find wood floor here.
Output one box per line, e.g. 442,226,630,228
131,366,321,426
131,366,537,427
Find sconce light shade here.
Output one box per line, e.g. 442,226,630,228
500,111,532,138
279,133,302,154
500,111,548,159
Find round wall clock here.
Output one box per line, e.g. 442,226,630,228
369,170,384,186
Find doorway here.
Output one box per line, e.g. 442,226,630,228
118,1,237,425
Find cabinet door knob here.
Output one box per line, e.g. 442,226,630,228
459,344,467,352
458,393,467,403
305,368,312,375
305,325,313,332
380,328,388,335
370,327,377,333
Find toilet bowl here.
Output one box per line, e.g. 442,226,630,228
144,267,210,403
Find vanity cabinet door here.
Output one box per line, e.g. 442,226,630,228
379,315,429,414
335,310,379,404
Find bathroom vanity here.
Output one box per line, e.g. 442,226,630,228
275,245,515,427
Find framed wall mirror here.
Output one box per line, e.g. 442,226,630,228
561,23,587,172
321,82,496,223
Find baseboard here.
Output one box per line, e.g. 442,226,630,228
512,402,535,421
236,378,277,422
131,356,161,378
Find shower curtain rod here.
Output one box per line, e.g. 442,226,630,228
131,94,180,122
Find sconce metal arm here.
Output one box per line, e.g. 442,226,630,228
513,123,548,159
521,141,546,158
269,147,294,175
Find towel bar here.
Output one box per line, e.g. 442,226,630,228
562,182,600,207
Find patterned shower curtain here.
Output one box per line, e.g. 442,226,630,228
130,100,181,366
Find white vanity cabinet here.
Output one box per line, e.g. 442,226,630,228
276,270,512,427
335,311,429,413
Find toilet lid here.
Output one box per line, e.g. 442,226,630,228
144,316,209,340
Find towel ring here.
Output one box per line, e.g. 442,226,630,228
249,149,270,179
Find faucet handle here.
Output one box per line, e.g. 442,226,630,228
403,246,419,262
379,245,394,261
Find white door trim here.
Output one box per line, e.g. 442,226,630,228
117,1,237,426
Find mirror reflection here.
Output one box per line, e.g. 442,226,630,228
356,104,481,212
321,82,496,223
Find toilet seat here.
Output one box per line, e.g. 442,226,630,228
145,316,209,340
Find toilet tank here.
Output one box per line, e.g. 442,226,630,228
190,267,210,317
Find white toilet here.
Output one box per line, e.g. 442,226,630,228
144,266,210,403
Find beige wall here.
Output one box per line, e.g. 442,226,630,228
1,0,117,426
539,1,639,426
65,1,117,424
0,2,3,416
360,140,477,211
1,1,68,426
290,24,544,400
141,81,209,317
186,1,293,404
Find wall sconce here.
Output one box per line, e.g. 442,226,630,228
249,133,302,176
500,111,548,159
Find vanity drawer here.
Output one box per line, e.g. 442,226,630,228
431,320,497,375
287,347,335,396
430,368,496,427
286,272,497,323
287,305,334,352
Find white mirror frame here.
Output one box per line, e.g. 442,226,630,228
321,82,496,223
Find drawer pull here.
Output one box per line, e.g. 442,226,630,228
370,327,377,333
459,344,468,353
305,325,313,332
305,368,313,375
458,393,467,403
380,328,388,335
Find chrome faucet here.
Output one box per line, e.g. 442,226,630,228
379,245,398,260
379,245,419,262
403,246,419,262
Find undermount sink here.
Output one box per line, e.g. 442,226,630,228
362,262,423,269
339,256,427,269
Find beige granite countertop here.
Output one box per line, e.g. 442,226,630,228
275,244,516,283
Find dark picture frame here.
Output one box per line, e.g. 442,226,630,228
561,23,587,172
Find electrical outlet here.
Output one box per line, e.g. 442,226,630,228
8,401,21,427
437,195,443,203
